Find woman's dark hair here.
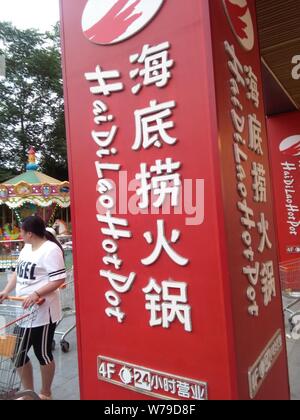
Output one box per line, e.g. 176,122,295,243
21,215,64,255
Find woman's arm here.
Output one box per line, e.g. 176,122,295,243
22,278,66,309
0,271,17,302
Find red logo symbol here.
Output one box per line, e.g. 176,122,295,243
280,136,300,157
223,0,254,51
82,0,164,45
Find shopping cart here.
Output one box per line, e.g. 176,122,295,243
279,259,300,339
53,268,76,353
0,297,41,400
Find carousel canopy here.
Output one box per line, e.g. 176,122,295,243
4,170,65,185
0,147,70,209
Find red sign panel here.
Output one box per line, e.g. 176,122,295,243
60,0,289,400
209,0,289,399
267,111,300,262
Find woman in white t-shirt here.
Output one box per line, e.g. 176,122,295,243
0,216,66,400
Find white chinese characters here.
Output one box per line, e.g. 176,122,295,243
142,220,189,267
132,100,177,150
85,40,193,330
143,278,192,332
130,42,174,94
225,39,276,317
135,158,181,209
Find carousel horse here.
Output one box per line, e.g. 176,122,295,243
52,219,69,236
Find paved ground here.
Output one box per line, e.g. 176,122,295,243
283,296,300,400
1,271,300,400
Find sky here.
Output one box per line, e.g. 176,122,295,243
0,0,60,31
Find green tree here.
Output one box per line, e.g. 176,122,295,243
0,167,17,183
0,22,68,180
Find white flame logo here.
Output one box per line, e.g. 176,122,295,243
223,0,254,51
279,135,300,157
82,0,164,45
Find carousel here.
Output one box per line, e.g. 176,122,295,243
0,147,71,269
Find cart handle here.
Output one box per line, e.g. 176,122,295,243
0,297,45,333
59,281,73,290
5,296,45,306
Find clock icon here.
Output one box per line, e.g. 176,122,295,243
119,366,133,385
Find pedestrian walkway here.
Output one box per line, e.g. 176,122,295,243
287,339,300,400
284,295,300,400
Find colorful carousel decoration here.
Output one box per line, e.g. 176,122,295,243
0,147,71,269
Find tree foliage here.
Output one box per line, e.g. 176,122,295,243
0,167,17,183
0,22,68,180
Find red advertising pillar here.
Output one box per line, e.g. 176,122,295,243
267,111,300,262
60,0,290,400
